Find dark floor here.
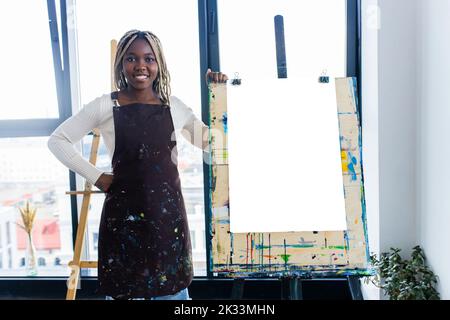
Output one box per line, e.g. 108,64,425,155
0,278,356,300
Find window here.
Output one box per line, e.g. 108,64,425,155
8,248,12,269
0,137,73,276
0,1,59,120
190,231,196,250
38,257,47,267
194,204,203,216
6,222,11,245
0,1,73,277
92,233,99,251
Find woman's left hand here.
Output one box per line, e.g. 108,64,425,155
206,68,228,84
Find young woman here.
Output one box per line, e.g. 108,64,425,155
48,29,228,300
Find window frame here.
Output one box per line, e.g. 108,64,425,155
0,0,73,137
200,0,361,278
0,0,79,279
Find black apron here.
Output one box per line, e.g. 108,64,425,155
97,92,193,299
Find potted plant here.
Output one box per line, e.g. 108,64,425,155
366,245,440,300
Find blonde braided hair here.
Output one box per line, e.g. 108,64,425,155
114,30,171,106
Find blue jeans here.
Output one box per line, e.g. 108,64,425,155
150,288,191,300
105,288,191,300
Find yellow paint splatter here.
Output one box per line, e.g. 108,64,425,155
341,151,348,173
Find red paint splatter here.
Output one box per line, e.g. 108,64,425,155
246,233,249,265
250,234,253,264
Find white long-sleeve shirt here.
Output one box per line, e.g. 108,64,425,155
48,93,209,185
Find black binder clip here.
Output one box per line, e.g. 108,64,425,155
318,70,329,84
231,72,241,86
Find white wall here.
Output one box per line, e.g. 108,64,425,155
377,0,418,255
361,0,420,299
363,0,450,299
416,0,450,299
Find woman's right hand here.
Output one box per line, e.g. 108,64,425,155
95,172,114,192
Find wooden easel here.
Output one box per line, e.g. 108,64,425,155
65,40,117,300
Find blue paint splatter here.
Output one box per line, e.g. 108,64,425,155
216,219,230,224
222,112,228,133
347,152,358,181
343,231,350,251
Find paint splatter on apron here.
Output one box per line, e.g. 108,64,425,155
97,92,193,299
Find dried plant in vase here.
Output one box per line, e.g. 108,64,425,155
17,201,38,276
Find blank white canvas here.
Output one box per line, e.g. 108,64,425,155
228,78,348,233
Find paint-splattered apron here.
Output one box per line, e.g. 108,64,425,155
97,92,193,299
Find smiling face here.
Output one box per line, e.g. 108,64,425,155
122,38,159,91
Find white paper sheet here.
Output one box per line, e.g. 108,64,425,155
228,78,348,233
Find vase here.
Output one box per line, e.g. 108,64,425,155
25,233,38,276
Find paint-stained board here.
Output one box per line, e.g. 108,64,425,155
208,78,371,277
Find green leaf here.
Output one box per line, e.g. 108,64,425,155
371,245,440,300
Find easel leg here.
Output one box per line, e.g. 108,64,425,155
66,264,81,300
281,276,303,300
347,276,363,300
231,278,245,299
289,277,303,300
